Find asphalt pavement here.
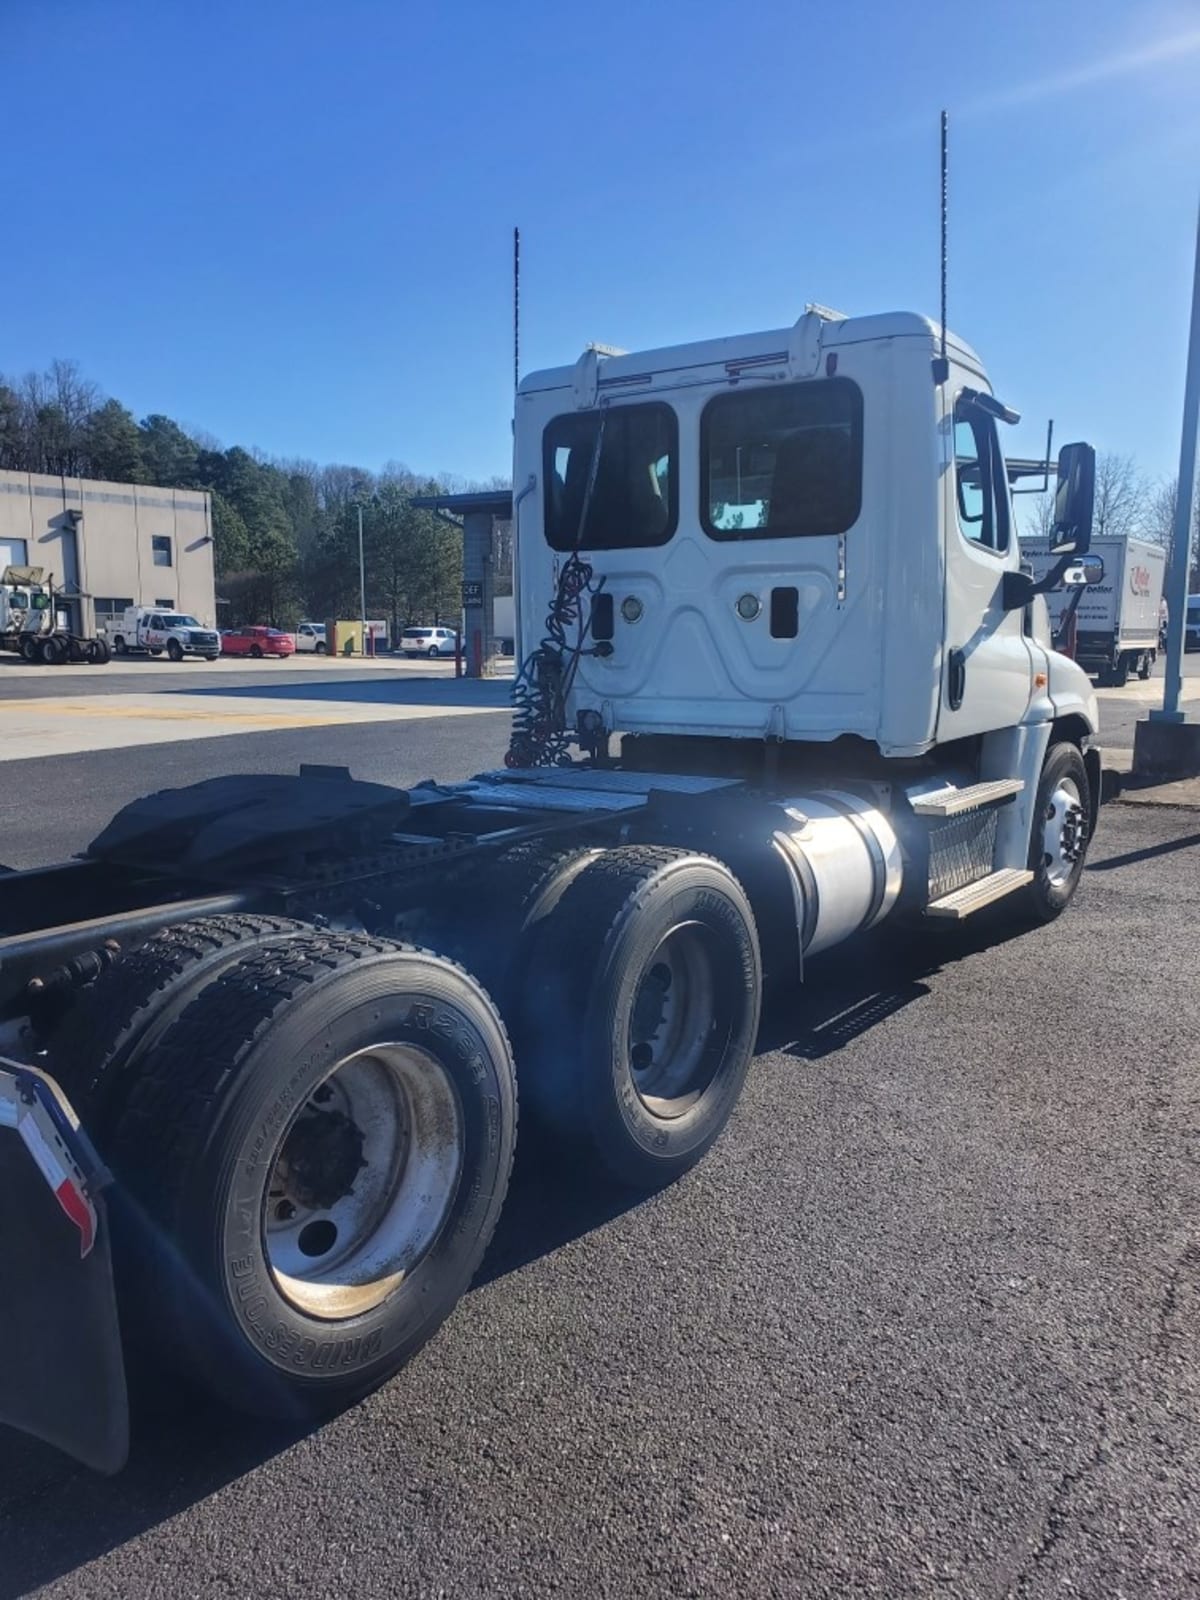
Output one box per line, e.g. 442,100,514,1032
1,711,1198,1599
1093,652,1200,750
0,710,511,869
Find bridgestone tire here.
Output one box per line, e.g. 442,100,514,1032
19,636,37,662
85,637,111,664
113,636,127,655
167,639,184,662
40,637,66,666
517,846,762,1189
1018,741,1092,924
108,934,517,1419
49,913,310,1130
315,642,327,654
250,644,263,658
1111,656,1129,687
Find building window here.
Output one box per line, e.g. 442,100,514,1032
152,535,173,567
154,597,174,608
701,378,863,540
0,538,29,572
953,397,1011,554
543,403,677,552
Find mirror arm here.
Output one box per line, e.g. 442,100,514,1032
1001,553,1074,612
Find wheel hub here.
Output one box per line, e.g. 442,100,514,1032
1043,779,1086,888
627,925,718,1118
277,1107,367,1211
262,1043,463,1320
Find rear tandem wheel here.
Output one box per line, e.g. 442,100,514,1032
104,933,517,1419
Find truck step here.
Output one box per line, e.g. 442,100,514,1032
909,778,1024,817
924,867,1034,919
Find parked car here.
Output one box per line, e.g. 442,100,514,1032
1187,595,1200,652
221,626,296,659
400,626,457,658
295,621,327,654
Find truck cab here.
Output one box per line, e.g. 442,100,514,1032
0,567,56,660
514,309,1097,760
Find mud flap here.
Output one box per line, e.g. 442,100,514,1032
0,1060,128,1473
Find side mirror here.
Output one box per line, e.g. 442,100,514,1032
1061,553,1105,587
1049,442,1095,555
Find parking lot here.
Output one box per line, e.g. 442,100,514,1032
0,655,1196,1598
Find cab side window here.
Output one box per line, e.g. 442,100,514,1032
953,398,1010,554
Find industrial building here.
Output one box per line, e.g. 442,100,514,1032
0,469,215,638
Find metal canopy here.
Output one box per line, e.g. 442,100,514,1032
410,490,513,519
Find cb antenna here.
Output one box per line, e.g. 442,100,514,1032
513,225,521,400
935,110,949,383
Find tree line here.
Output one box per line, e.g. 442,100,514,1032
0,360,513,632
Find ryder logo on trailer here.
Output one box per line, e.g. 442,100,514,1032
1130,565,1152,597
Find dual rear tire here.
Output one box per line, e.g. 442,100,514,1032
515,847,762,1189
58,919,517,1420
58,849,763,1419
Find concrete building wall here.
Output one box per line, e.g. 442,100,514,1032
0,470,215,635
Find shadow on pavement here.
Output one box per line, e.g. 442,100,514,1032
0,1148,645,1599
1086,830,1200,871
758,909,1028,1060
0,1371,310,1600
164,677,513,708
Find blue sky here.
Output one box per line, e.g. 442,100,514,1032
4,0,1199,486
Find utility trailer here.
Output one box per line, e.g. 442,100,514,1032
0,566,111,665
0,307,1103,1472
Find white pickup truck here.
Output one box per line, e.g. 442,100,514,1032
107,606,221,662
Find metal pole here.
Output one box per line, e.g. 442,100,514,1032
1152,203,1200,724
356,503,367,657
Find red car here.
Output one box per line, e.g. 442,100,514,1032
220,626,296,659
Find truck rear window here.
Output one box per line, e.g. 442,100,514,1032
701,378,863,541
543,402,677,552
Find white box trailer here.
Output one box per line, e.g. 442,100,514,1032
1020,536,1165,685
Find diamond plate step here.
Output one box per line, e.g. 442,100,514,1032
925,867,1034,919
909,778,1024,817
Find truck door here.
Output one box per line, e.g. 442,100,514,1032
938,391,1035,737
144,614,164,651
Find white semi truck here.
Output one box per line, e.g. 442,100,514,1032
0,566,110,665
1021,534,1166,685
0,306,1102,1472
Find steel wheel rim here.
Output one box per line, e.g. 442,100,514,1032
1043,776,1086,889
263,1043,463,1320
627,922,720,1119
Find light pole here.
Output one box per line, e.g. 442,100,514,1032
1150,203,1200,725
355,502,368,657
